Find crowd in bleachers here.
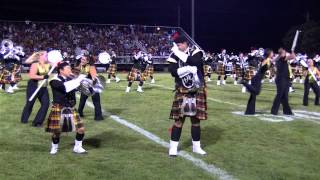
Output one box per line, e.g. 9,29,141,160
0,21,175,59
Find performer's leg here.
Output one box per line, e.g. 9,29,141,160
21,83,37,123
245,94,256,115
126,79,133,93
311,82,320,105
73,127,87,154
191,117,206,155
50,132,60,155
78,93,89,117
303,80,310,106
271,81,284,115
137,81,144,92
281,84,293,115
92,93,104,120
169,118,185,156
32,88,49,126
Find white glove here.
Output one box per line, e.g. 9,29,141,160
63,74,87,93
189,66,197,74
177,66,197,78
171,43,179,53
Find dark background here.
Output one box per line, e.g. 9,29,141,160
1,0,319,52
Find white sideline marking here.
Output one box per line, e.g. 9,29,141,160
147,83,244,107
82,98,235,180
148,83,320,124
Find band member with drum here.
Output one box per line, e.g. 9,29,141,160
271,48,295,115
46,62,87,155
73,53,104,121
241,49,274,115
167,36,207,156
143,49,155,84
303,59,320,106
21,51,50,127
203,52,213,82
106,51,121,84
126,51,148,93
216,49,228,85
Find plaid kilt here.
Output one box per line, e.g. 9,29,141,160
13,65,22,82
169,87,208,120
244,66,255,80
203,65,212,76
216,63,225,75
107,64,117,76
127,67,146,82
144,65,154,77
233,64,242,77
0,69,12,84
46,104,83,133
293,65,303,77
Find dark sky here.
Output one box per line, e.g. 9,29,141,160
1,0,319,52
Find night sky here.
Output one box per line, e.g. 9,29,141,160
1,0,319,52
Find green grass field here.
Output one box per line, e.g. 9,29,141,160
1,73,320,180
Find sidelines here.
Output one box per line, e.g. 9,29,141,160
147,83,320,124
80,96,236,180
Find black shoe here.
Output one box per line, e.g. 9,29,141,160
79,113,84,117
21,121,28,124
94,116,104,121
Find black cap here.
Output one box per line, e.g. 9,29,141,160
173,35,188,44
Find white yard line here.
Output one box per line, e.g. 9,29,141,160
147,83,320,124
79,95,236,180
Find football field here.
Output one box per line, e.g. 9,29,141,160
1,73,320,180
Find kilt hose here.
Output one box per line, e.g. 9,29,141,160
170,87,208,121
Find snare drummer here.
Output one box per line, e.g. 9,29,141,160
167,36,207,156
46,62,87,155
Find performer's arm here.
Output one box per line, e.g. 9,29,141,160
186,51,204,72
28,63,47,80
168,62,179,78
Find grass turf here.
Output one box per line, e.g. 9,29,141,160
0,73,320,180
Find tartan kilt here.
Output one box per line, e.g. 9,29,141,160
169,87,208,120
107,64,117,76
216,63,225,75
244,66,255,80
0,69,12,84
294,66,303,77
203,65,212,76
13,65,22,82
46,104,83,133
128,67,146,82
144,65,154,77
234,65,242,77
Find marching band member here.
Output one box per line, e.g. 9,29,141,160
167,36,207,156
20,51,50,126
241,49,274,115
303,59,320,106
216,49,228,85
106,51,120,84
203,52,213,82
126,51,148,93
0,40,24,93
143,49,156,84
73,52,104,121
271,48,295,115
46,62,87,154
